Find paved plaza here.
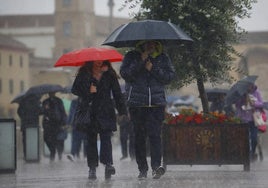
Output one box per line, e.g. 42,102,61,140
0,130,268,188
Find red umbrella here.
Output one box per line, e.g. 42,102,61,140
54,47,123,67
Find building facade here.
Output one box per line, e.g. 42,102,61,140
0,0,268,117
0,34,30,117
0,0,130,118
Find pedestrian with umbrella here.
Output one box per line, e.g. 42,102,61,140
71,60,127,180
231,75,264,161
17,94,42,160
42,91,67,161
103,19,192,180
206,88,234,116
54,46,127,180
120,40,176,179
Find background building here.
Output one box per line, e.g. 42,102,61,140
0,34,30,117
0,0,129,118
0,0,268,117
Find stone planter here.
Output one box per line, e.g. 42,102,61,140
162,123,250,171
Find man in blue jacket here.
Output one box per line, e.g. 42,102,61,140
120,40,175,179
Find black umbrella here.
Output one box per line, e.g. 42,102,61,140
25,84,64,96
11,91,27,103
102,19,193,48
225,75,258,105
236,75,258,95
205,88,228,101
11,91,41,104
62,86,72,94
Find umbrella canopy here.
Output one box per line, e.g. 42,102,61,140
62,86,72,93
11,91,28,104
205,88,228,101
54,47,123,67
225,75,258,105
102,19,193,48
11,91,41,104
25,84,64,96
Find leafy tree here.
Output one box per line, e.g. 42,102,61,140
121,0,256,113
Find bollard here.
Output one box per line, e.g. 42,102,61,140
0,119,16,173
25,126,39,162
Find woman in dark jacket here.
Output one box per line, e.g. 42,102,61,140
71,60,127,180
120,40,175,179
17,94,42,160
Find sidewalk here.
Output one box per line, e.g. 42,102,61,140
1,143,268,188
1,130,268,188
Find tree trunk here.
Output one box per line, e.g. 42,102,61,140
192,52,209,113
196,77,209,113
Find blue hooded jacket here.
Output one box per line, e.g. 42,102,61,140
120,41,175,107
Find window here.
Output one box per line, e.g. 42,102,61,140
20,56,23,68
63,0,71,6
20,81,24,92
63,21,72,36
9,55,12,66
9,79,13,94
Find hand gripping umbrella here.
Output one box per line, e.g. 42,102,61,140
54,47,123,67
102,19,193,48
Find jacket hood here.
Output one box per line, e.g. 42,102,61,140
135,40,163,58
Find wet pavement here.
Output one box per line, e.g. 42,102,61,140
1,131,268,188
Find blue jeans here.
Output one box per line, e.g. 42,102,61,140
129,106,165,172
71,130,88,157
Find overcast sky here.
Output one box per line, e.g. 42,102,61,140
0,0,267,32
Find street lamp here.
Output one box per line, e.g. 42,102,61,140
108,0,114,33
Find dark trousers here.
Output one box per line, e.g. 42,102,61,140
44,130,64,160
86,121,113,168
119,122,135,159
129,106,165,172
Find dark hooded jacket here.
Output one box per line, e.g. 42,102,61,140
42,95,67,132
120,43,175,107
71,68,127,131
17,95,42,130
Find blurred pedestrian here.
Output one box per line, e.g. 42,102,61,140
17,94,42,160
120,40,175,179
67,97,88,161
42,92,67,161
235,82,264,161
117,112,135,161
209,93,234,116
71,60,127,180
209,93,225,113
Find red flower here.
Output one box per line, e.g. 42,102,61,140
165,109,241,125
